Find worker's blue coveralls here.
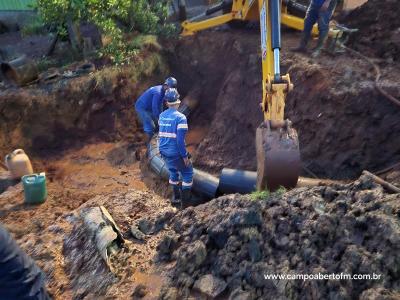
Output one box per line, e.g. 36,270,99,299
134,85,165,138
303,0,337,44
0,224,50,300
158,108,193,190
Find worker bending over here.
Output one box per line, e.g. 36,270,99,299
293,0,337,57
0,224,50,299
158,88,193,208
135,77,178,144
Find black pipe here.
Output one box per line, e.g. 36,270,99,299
219,168,256,194
205,1,232,16
148,139,169,180
282,0,308,18
193,168,219,199
270,0,281,50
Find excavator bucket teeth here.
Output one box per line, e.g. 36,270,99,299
256,123,300,191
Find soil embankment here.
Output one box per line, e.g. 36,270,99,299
169,30,400,179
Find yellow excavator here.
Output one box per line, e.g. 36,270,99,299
178,0,354,191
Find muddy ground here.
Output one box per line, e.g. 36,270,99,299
158,174,400,299
0,1,400,298
343,0,400,62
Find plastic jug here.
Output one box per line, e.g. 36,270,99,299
5,149,33,179
22,173,47,204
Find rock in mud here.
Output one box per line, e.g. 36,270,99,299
154,208,176,231
159,287,179,300
156,234,179,261
208,223,229,249
248,238,261,263
176,240,207,274
228,288,252,300
130,225,146,240
137,218,154,235
133,284,147,298
193,274,227,299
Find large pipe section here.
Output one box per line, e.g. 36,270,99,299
219,168,343,194
282,0,308,18
205,1,233,16
193,168,219,199
148,143,340,200
219,168,257,194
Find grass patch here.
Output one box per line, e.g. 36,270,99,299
21,17,47,37
250,186,287,201
250,190,270,201
274,186,287,197
129,35,161,52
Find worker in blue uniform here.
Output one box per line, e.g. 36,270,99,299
293,0,338,57
135,77,178,144
158,88,193,208
0,223,51,300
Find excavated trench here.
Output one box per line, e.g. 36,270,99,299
1,30,398,186
0,24,400,299
168,30,400,180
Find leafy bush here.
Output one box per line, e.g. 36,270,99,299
35,0,176,64
21,16,47,36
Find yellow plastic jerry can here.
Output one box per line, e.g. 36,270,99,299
5,149,34,180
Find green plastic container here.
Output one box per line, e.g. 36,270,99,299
22,173,47,204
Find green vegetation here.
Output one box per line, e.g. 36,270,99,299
35,0,176,64
21,16,47,37
274,186,287,197
250,190,270,201
250,186,287,201
129,35,162,51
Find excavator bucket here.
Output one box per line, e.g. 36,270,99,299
256,121,300,191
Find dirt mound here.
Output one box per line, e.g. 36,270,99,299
158,174,400,299
343,0,400,61
169,31,400,179
15,189,173,299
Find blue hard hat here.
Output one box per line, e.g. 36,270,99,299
164,77,177,88
164,88,180,104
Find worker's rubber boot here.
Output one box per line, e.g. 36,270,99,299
311,35,328,58
291,34,308,53
170,185,181,206
180,189,192,209
144,133,153,158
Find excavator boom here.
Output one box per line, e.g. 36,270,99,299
181,0,308,191
255,0,300,191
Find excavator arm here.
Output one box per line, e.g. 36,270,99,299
182,0,302,191
255,0,300,191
